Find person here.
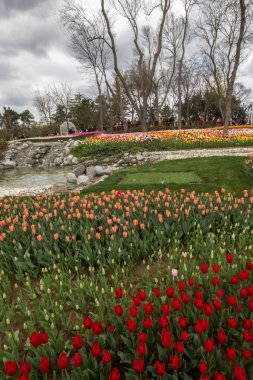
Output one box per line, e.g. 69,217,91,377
199,115,204,126
188,115,193,126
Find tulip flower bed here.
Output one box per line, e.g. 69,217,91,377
0,189,253,274
72,129,253,160
1,188,253,379
2,257,253,379
244,155,253,179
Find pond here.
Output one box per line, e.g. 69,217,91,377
0,167,70,196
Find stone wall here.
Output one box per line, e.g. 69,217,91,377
0,140,81,169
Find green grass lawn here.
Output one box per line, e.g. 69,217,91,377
120,171,202,185
81,156,253,195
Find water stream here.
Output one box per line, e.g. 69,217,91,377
0,167,70,196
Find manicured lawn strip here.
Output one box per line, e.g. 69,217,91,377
120,171,202,185
81,156,253,195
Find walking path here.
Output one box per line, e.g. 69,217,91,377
146,146,253,161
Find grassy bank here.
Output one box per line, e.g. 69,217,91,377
82,156,253,195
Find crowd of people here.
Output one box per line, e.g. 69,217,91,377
109,114,248,132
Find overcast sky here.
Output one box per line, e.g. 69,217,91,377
0,0,253,118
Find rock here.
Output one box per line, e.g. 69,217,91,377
66,155,74,164
136,154,144,161
94,165,112,176
86,166,96,179
77,175,90,185
54,182,66,187
72,157,78,164
73,164,85,177
72,141,81,148
54,157,63,166
123,157,132,164
96,174,109,182
39,146,50,154
62,158,69,165
66,173,77,184
117,159,124,166
2,160,16,169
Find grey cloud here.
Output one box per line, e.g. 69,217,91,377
0,5,65,57
0,61,18,81
0,0,51,18
0,23,63,57
0,88,31,108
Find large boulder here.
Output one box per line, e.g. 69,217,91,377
94,165,112,176
73,164,85,177
86,166,96,179
66,173,77,184
2,160,16,169
77,175,90,185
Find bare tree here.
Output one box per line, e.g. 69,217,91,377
101,0,171,131
34,88,55,129
51,83,73,128
61,1,112,131
175,0,197,130
233,82,252,106
151,14,183,125
197,0,253,132
181,58,202,123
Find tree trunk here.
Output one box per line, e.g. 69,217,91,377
140,99,148,132
48,111,52,134
223,0,246,133
177,84,182,130
218,98,224,120
98,91,103,132
224,87,233,132
154,87,160,126
186,99,190,126
95,73,103,131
